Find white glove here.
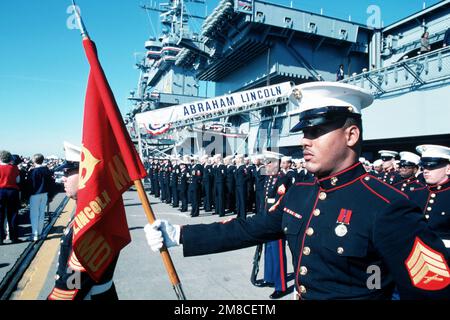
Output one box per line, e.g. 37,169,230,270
144,220,181,252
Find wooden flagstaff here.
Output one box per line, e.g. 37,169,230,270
71,0,186,300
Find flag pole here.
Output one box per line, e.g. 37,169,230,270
134,179,186,300
71,1,186,300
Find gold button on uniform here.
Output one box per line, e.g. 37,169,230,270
431,193,436,198
364,176,370,181
427,207,432,212
442,212,446,215
437,186,442,190
303,247,311,255
319,192,327,200
425,215,430,219
337,247,344,254
300,266,308,275
283,226,288,233
299,285,306,294
313,209,321,216
306,227,314,236
429,199,434,204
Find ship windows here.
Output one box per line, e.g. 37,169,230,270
308,22,317,33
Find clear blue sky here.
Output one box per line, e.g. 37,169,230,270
0,0,441,157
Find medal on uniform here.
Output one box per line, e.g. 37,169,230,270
335,224,348,237
335,208,353,237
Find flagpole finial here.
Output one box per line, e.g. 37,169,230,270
71,0,90,39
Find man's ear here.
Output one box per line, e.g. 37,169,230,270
345,125,360,148
445,164,450,176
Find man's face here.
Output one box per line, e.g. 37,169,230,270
399,165,417,179
382,158,394,170
265,159,279,175
63,173,79,200
301,122,354,177
423,164,450,185
280,160,291,170
374,165,382,173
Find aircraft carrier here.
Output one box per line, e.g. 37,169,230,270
126,0,450,160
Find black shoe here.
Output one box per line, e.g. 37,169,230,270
269,290,288,299
0,239,3,245
254,281,273,288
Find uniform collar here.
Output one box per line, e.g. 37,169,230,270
318,162,367,191
429,178,450,192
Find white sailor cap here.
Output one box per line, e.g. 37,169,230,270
359,157,366,163
289,82,373,133
399,151,420,166
63,141,81,162
262,151,283,160
281,156,292,162
224,155,233,161
292,158,301,163
192,155,199,161
250,154,264,161
373,159,383,167
378,150,398,159
235,154,244,159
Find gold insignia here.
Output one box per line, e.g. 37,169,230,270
405,237,450,290
78,145,101,190
330,177,338,186
48,288,78,300
68,251,86,272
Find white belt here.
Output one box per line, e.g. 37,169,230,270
442,239,450,248
84,280,113,300
267,198,275,204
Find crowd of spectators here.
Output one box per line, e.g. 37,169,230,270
0,150,64,245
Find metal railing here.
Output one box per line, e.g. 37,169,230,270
341,46,450,97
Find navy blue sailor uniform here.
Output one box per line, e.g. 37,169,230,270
48,224,118,300
225,164,236,214
180,163,450,299
189,164,203,217
263,170,293,294
202,164,213,212
178,168,188,212
170,165,179,207
409,179,450,251
164,164,173,204
235,164,249,219
254,165,266,215
214,164,226,217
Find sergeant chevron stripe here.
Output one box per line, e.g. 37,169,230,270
405,237,450,290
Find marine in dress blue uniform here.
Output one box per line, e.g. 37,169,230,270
409,145,450,252
261,152,291,299
377,150,402,185
393,151,424,195
147,82,450,300
48,142,118,300
246,157,256,213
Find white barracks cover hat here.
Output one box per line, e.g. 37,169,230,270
289,82,373,132
416,145,450,160
399,151,420,165
378,150,399,158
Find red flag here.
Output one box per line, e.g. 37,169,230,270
72,38,147,281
